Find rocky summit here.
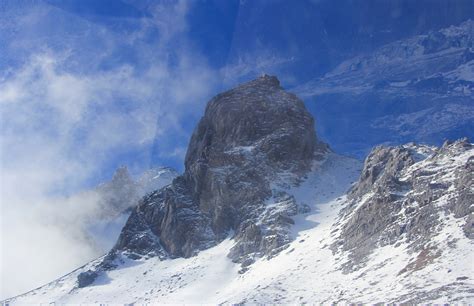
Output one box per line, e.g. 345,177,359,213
109,75,328,269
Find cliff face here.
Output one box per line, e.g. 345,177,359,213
112,75,327,266
334,138,474,272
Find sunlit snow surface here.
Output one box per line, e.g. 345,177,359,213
5,153,473,304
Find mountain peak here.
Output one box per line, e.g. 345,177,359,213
216,75,282,101
111,165,132,183
105,75,324,270
185,74,320,174
249,74,281,88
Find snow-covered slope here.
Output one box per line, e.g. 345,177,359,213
4,74,473,304
6,142,473,303
4,153,361,304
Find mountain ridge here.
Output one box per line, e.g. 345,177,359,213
6,139,472,303
4,75,473,304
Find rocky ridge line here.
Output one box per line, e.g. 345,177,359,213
332,138,473,274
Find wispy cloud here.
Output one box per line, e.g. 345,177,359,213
221,51,295,86
0,1,293,298
0,1,218,299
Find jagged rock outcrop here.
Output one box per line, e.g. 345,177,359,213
334,138,473,271
95,166,140,219
95,166,178,219
73,165,178,260
109,75,327,267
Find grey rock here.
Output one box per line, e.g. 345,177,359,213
108,75,326,265
334,138,474,271
463,213,474,239
77,270,98,288
348,145,415,199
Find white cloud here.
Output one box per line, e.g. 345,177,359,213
0,1,218,299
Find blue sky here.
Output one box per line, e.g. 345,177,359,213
1,0,471,189
1,0,472,299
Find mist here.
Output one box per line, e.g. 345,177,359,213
0,1,220,299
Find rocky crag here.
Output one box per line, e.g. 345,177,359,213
333,139,473,278
79,75,329,285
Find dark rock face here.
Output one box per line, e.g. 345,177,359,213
111,75,325,264
335,138,473,270
77,270,98,288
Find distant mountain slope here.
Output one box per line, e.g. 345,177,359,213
294,20,474,158
84,166,178,253
94,166,179,219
